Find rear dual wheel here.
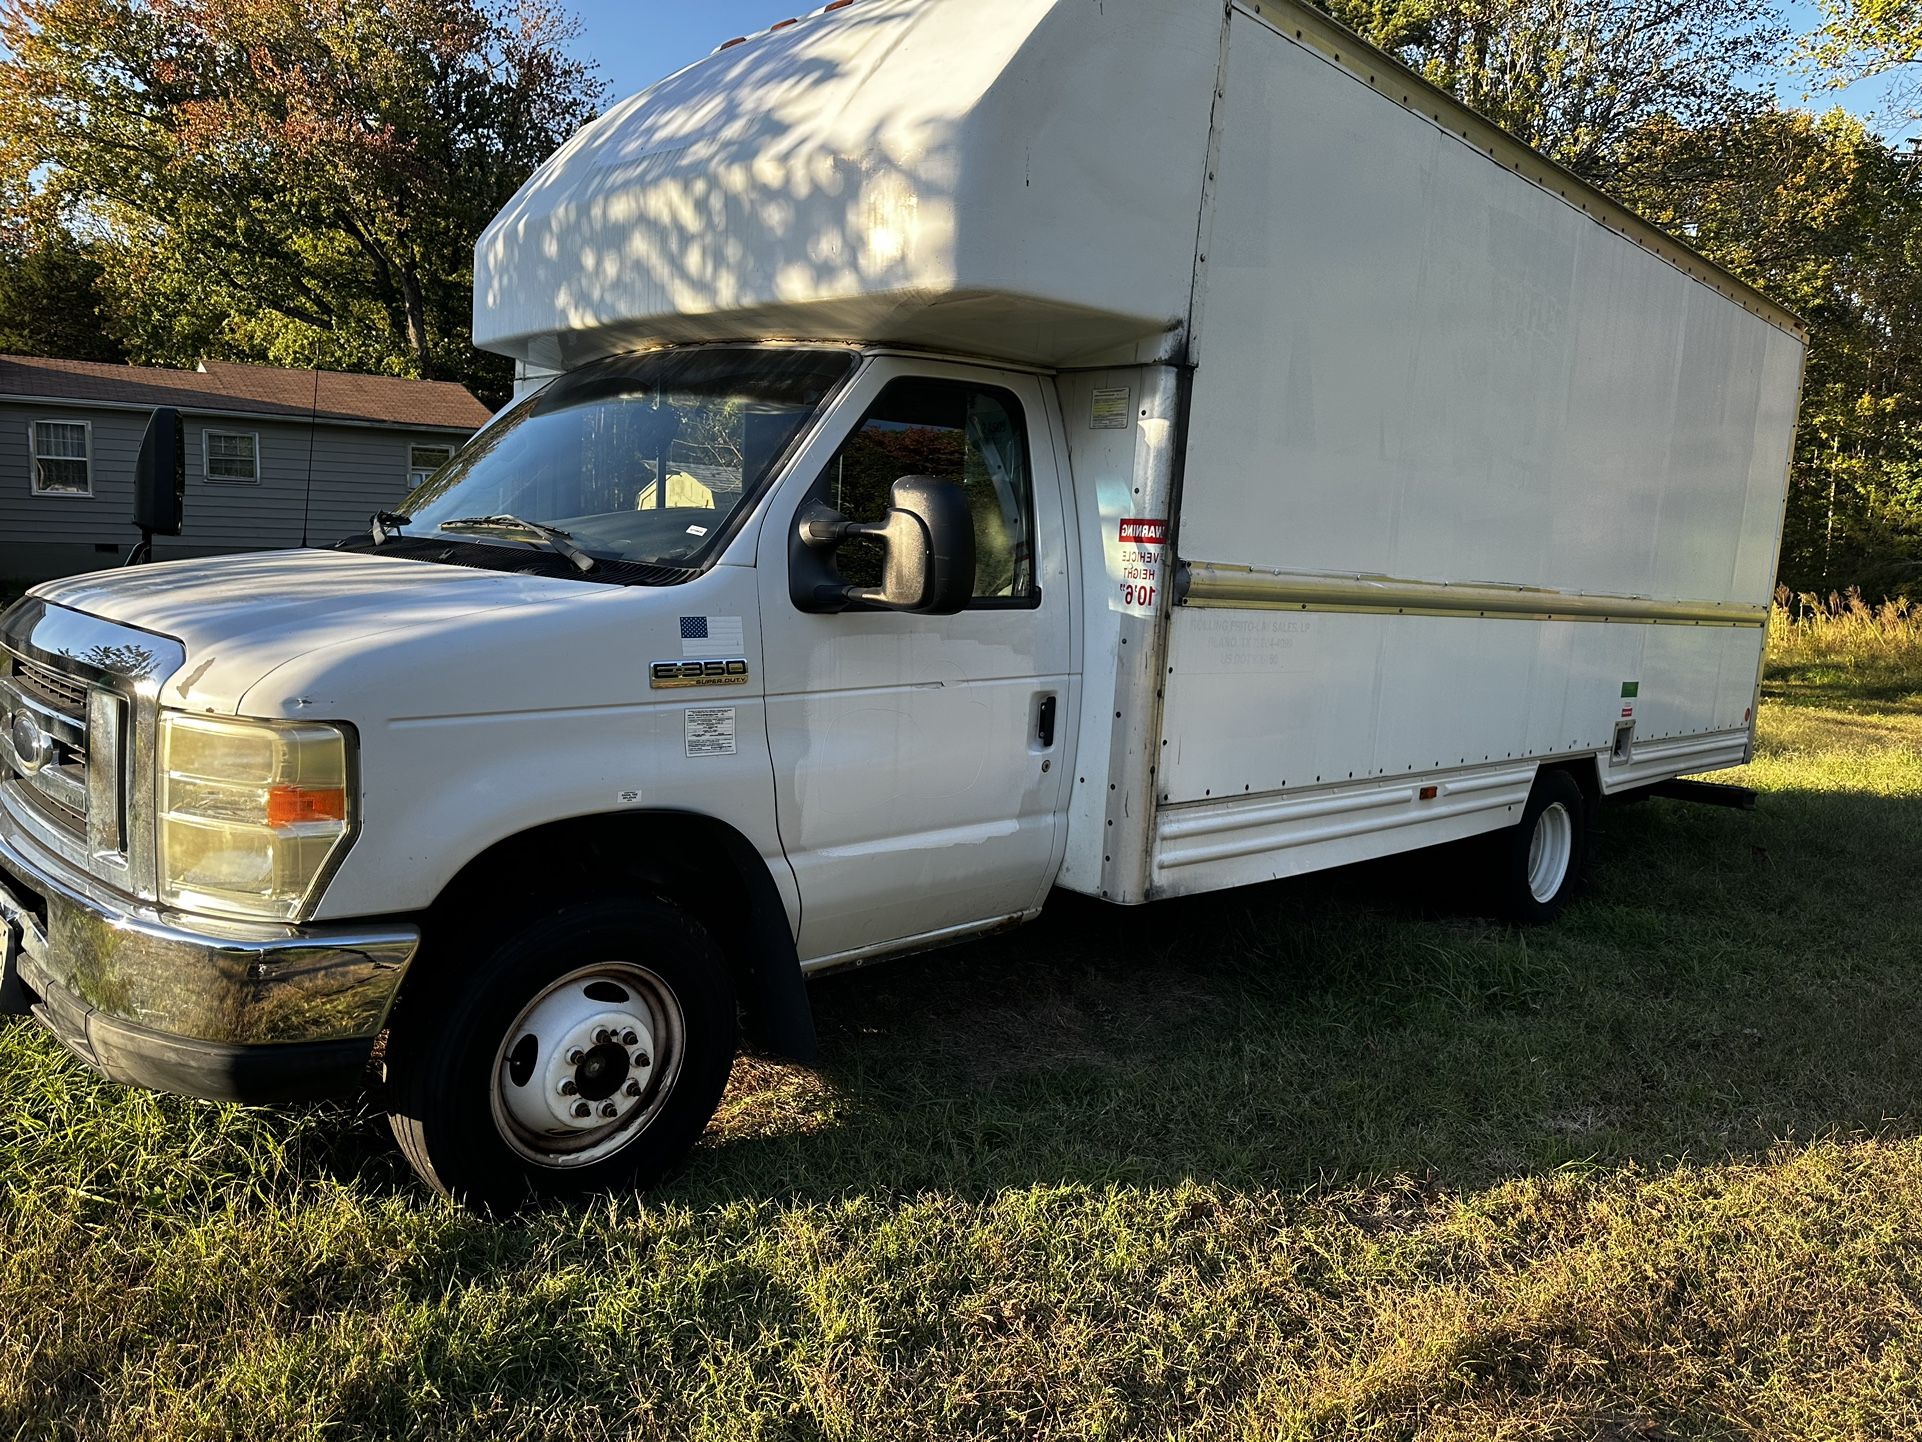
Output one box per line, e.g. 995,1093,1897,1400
1496,770,1588,923
384,897,736,1211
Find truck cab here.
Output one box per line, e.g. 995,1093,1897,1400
0,339,1107,1206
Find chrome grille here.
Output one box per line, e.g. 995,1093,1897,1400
14,655,89,713
20,775,86,833
2,649,94,845
0,597,182,900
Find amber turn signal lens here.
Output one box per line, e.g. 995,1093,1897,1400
266,785,348,828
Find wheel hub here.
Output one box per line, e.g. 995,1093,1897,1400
1526,800,1575,903
496,975,658,1143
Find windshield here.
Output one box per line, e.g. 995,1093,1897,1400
403,347,856,571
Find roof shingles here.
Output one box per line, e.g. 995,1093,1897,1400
0,354,492,431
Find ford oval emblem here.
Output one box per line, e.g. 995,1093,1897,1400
7,708,53,776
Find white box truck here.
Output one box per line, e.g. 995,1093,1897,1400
0,0,1805,1206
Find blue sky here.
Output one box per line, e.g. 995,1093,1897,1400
567,1,1917,140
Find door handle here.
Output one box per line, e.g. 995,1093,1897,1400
1036,693,1057,749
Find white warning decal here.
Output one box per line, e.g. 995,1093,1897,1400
1091,387,1132,430
684,707,737,757
1117,517,1166,611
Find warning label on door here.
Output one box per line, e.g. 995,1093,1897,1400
1117,517,1166,611
1091,387,1132,430
684,707,737,757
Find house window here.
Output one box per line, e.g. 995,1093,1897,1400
30,419,91,496
408,443,453,490
204,429,260,483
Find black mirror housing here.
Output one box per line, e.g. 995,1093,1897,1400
132,407,186,538
792,474,977,614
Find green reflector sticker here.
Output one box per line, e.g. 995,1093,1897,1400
1621,681,1640,698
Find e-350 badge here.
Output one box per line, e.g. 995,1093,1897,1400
651,658,750,689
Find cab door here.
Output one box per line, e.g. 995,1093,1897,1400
754,357,1076,965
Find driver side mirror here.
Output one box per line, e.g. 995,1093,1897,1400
131,407,185,554
791,475,976,615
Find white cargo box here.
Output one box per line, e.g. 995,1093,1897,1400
477,0,1805,907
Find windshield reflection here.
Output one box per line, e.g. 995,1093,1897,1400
405,347,856,570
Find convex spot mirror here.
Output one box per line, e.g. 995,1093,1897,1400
133,406,186,538
792,474,976,615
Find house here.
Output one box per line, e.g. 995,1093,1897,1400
0,355,493,583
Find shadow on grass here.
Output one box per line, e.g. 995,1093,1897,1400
1763,663,1922,708
657,778,1922,1206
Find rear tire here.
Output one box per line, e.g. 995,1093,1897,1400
384,896,736,1211
1496,770,1587,923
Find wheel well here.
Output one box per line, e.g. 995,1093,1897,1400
1541,756,1604,815
401,811,816,1063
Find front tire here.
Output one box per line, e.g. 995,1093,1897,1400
1496,770,1588,923
384,896,736,1210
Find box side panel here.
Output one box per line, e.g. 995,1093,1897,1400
1147,7,1800,891
1183,10,1803,607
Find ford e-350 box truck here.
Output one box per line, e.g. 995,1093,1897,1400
0,0,1805,1205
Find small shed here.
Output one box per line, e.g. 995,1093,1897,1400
0,356,492,583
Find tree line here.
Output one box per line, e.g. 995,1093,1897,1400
2,0,1920,596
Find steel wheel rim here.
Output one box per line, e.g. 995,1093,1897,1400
489,961,687,1168
1526,801,1574,903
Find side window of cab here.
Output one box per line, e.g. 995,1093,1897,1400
814,378,1038,605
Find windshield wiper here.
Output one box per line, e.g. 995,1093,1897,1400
435,514,600,573
369,510,411,545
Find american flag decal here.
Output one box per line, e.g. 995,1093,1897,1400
679,614,745,657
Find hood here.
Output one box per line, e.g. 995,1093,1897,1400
31,549,592,713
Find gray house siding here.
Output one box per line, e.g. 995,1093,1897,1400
0,400,471,584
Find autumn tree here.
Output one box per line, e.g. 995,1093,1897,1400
1317,0,1784,182
0,0,605,399
1612,108,1922,594
1807,0,1922,89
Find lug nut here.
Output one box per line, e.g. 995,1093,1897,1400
571,1101,591,1119
621,1029,639,1047
623,1079,643,1097
599,1102,618,1119
558,1079,578,1096
633,1051,651,1068
593,1028,613,1045
566,1048,584,1065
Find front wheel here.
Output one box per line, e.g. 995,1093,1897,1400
1495,770,1588,923
384,897,736,1210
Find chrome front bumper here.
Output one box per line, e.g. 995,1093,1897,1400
0,814,418,1102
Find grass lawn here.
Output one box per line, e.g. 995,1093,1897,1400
3,652,1920,1438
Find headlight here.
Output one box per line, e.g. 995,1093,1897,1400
157,713,355,921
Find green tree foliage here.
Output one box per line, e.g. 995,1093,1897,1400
1323,0,1922,596
1615,110,1922,595
0,188,129,362
1808,0,1922,84
0,0,606,402
1318,0,1784,180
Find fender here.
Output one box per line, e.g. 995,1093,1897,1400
418,810,817,1063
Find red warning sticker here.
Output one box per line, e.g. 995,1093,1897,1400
1117,518,1167,611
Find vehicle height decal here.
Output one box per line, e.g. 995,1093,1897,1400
1117,518,1167,611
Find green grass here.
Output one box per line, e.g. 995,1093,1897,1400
4,662,1921,1438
